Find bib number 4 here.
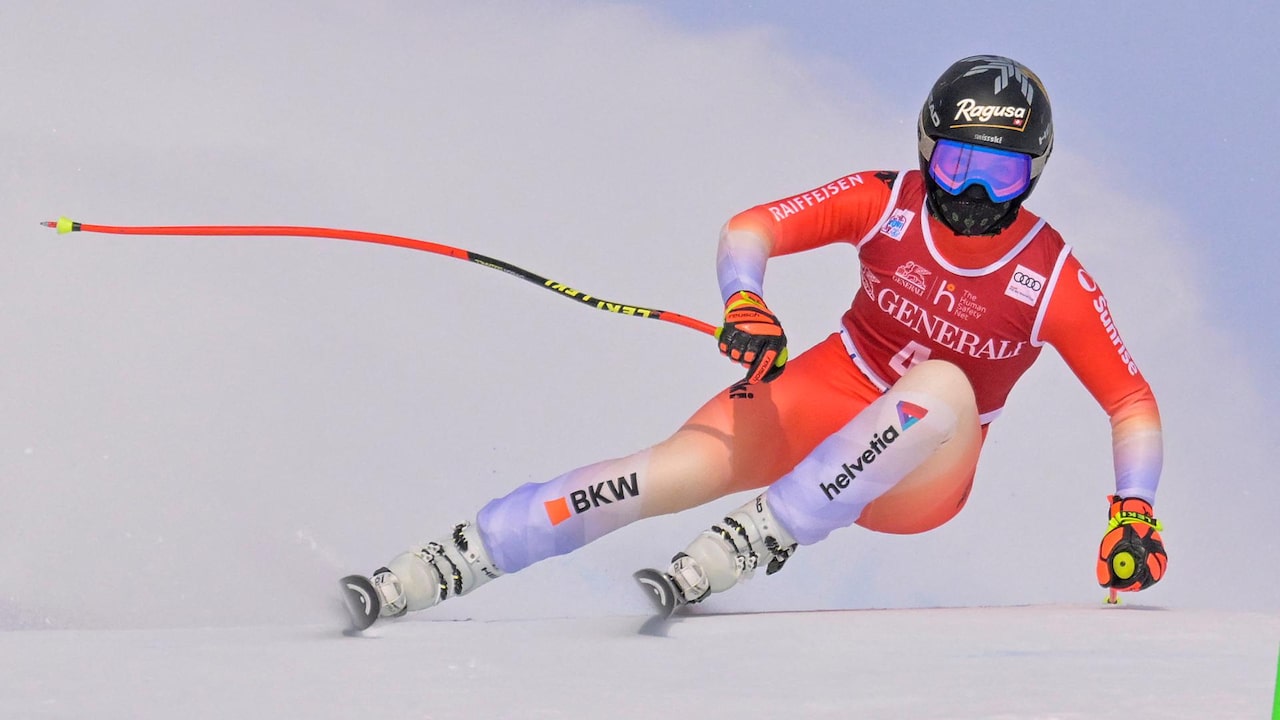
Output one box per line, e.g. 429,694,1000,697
889,340,932,376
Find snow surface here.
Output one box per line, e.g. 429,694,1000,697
2,603,1275,719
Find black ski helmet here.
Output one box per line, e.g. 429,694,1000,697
918,55,1053,235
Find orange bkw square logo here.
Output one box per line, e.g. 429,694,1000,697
544,497,571,526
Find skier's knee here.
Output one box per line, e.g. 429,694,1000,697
895,360,976,418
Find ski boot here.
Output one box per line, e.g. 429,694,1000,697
635,493,797,617
341,520,502,631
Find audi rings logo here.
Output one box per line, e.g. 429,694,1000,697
1005,264,1047,307
1012,271,1043,291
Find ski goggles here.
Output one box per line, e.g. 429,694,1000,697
927,139,1033,202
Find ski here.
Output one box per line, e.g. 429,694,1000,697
633,568,682,619
339,574,381,632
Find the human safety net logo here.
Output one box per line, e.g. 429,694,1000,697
821,401,928,502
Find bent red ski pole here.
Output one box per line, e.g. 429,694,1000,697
41,217,716,336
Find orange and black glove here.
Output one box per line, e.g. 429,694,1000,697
1096,495,1167,593
717,291,788,384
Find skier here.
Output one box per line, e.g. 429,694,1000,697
343,54,1166,628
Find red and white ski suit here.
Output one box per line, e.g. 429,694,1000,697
476,170,1162,571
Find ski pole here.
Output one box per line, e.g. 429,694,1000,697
41,217,717,336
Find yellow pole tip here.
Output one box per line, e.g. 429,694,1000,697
43,218,76,234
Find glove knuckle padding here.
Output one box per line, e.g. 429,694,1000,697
1096,496,1167,591
720,291,788,383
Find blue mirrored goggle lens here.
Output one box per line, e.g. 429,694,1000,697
928,139,1032,202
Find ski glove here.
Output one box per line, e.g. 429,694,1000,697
717,291,788,384
1096,495,1167,592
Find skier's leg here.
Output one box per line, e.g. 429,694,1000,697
666,359,982,603
769,359,982,542
374,449,666,617
374,333,871,618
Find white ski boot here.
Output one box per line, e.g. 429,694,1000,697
636,493,797,616
369,521,503,620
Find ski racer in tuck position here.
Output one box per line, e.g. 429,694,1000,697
342,54,1167,628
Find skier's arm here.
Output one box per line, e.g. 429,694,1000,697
716,172,893,301
713,172,892,383
1039,253,1167,593
1037,253,1163,503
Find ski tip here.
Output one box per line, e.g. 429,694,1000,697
339,574,381,633
41,217,78,234
633,568,679,620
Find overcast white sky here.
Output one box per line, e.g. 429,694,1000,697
0,2,1276,631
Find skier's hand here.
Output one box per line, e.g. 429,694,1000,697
1096,495,1167,592
717,291,788,384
